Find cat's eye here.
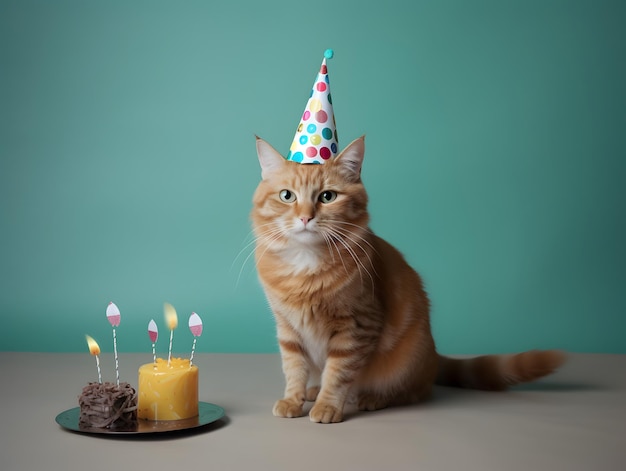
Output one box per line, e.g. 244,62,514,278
279,190,296,203
318,190,337,204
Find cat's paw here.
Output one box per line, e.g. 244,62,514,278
357,393,389,411
272,399,304,418
305,385,320,402
309,402,343,423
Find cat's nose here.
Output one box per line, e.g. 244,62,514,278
300,217,313,226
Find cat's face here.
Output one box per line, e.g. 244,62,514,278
252,137,369,250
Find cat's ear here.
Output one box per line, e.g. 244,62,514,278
256,136,286,180
334,135,365,182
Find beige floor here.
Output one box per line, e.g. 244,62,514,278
2,352,624,471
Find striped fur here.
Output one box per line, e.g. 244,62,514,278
252,136,565,423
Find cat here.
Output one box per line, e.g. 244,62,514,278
251,135,566,423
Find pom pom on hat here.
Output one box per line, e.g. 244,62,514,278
286,49,339,164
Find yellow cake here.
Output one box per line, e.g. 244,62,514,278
137,358,198,421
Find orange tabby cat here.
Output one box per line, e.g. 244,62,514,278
252,135,565,423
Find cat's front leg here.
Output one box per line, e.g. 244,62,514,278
309,357,354,423
273,336,310,418
309,341,370,423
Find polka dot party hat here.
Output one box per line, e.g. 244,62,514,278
287,49,338,164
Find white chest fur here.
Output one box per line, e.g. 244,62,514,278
273,301,328,372
299,323,328,371
279,242,323,274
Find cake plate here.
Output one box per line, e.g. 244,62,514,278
55,402,225,435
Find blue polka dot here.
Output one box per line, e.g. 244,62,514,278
299,135,308,145
322,127,333,140
331,143,337,153
327,93,332,104
291,152,303,163
307,124,317,133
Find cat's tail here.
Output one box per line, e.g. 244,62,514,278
435,350,566,391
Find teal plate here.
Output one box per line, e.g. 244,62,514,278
55,402,225,435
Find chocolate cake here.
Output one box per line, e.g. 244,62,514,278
78,382,138,431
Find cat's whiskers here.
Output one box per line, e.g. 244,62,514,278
321,231,350,276
321,225,376,294
252,225,291,271
334,231,374,293
333,221,378,254
323,222,378,272
232,237,263,290
332,227,378,277
231,226,266,271
233,222,285,289
328,223,380,289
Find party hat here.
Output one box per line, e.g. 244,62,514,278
286,49,338,164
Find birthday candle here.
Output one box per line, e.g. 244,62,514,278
164,303,178,367
148,319,158,364
85,335,102,384
188,312,203,366
106,302,121,386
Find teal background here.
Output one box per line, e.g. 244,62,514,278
1,0,624,354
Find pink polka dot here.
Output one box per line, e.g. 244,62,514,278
316,82,327,92
303,110,310,121
320,64,327,74
306,147,318,157
316,110,328,123
320,147,331,159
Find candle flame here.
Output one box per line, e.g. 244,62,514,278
85,335,100,355
164,302,178,330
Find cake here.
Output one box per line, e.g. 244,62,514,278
137,357,199,421
78,381,138,431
